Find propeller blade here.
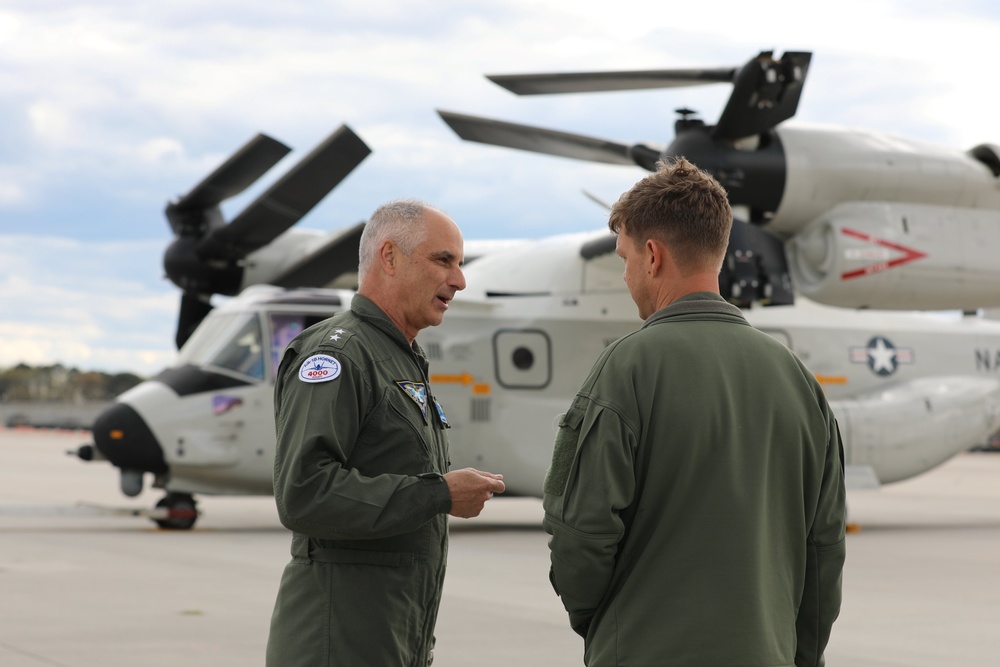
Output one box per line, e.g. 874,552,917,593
488,66,736,95
438,110,660,168
270,222,366,289
166,134,291,233
175,292,215,349
712,51,811,141
197,125,372,260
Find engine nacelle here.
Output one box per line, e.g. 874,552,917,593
787,202,1000,310
830,377,1000,485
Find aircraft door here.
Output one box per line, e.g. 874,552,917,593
493,329,551,389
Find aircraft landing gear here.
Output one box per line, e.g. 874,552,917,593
154,492,199,530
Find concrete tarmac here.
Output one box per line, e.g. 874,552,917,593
2,428,1000,666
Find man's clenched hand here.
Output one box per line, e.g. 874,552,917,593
444,468,506,518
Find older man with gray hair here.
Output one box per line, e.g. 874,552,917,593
267,198,505,667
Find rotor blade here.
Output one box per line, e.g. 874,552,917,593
439,110,654,166
270,222,366,289
198,125,372,260
170,134,291,215
488,66,736,95
581,189,613,211
175,292,214,349
712,51,812,141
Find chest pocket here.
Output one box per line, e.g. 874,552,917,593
385,384,435,457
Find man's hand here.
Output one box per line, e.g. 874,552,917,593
444,468,505,518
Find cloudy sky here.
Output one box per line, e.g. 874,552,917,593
1,0,997,376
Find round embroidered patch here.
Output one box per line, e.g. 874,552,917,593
298,354,342,383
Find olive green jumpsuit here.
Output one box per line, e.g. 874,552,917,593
266,294,453,667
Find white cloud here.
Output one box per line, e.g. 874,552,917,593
0,181,25,205
27,100,73,145
136,137,184,164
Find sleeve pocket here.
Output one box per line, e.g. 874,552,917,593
543,402,586,496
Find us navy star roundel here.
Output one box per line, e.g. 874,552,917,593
397,381,428,419
848,336,914,377
298,354,341,383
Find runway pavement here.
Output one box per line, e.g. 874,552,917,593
2,427,1000,666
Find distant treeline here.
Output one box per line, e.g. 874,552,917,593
0,363,144,402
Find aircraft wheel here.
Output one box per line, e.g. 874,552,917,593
154,493,199,530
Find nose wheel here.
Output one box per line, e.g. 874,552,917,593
154,492,199,530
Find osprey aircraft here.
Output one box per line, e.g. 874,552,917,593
71,51,1000,528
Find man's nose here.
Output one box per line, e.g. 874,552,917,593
451,265,466,291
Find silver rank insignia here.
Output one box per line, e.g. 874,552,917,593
397,381,428,419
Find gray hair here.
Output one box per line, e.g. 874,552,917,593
357,199,431,279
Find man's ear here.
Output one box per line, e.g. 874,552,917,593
646,238,665,277
378,240,397,276
648,238,683,279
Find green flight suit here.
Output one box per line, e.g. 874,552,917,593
266,294,453,667
543,292,846,667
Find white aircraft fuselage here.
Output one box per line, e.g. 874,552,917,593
95,230,1000,505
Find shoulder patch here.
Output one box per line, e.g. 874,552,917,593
298,354,342,383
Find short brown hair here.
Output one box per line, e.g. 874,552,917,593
608,157,732,272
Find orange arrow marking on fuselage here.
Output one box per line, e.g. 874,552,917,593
430,373,475,386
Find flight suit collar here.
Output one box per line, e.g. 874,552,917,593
350,293,429,367
641,291,749,329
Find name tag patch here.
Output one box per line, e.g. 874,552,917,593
298,354,342,383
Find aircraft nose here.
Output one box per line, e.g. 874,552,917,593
91,402,169,497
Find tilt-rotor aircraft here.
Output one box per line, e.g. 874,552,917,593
73,52,1000,528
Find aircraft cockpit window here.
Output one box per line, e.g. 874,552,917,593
267,312,334,378
176,312,266,380
270,314,305,378
177,312,240,366
210,316,266,380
